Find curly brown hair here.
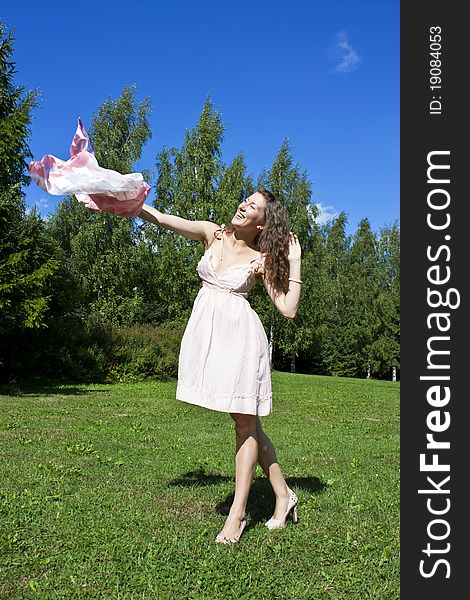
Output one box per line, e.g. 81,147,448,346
223,187,290,293
255,188,290,293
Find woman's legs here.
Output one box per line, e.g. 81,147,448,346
217,413,258,540
256,417,292,520
218,414,292,539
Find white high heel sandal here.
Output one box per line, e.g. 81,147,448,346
265,489,299,530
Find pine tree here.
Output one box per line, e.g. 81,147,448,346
368,223,400,378
295,220,329,373
319,212,354,375
317,215,400,379
347,218,381,376
0,22,59,347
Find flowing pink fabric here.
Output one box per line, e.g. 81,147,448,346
29,118,150,217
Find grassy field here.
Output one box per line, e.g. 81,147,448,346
0,372,399,599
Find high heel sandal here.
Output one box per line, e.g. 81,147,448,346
215,518,247,544
265,488,299,530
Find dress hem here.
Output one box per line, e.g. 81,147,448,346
176,381,272,416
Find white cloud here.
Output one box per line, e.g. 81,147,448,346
312,203,340,225
329,31,361,74
36,197,50,210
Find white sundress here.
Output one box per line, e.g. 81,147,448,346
176,235,272,416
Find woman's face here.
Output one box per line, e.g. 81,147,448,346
231,192,267,230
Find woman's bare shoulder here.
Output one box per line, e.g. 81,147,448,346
203,222,224,249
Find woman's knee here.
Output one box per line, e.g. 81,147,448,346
230,413,257,436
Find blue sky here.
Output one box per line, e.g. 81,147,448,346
2,0,399,235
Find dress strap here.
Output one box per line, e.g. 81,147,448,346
213,224,226,261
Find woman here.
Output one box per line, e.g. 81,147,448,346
139,188,302,543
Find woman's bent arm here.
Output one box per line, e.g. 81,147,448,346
263,261,301,319
263,234,302,319
139,203,219,245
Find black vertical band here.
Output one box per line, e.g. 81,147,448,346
401,2,467,597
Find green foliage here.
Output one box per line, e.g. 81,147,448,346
5,318,182,383
7,317,114,382
108,324,182,382
0,22,39,192
268,138,313,241
0,209,59,330
90,83,152,178
215,153,252,225
316,216,400,379
0,22,59,373
368,224,400,375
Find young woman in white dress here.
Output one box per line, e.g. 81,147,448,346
139,188,302,543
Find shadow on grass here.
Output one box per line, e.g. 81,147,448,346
217,476,328,524
0,382,110,398
169,468,327,525
168,469,232,487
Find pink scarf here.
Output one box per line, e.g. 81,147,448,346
29,118,150,217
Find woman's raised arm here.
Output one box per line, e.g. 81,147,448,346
263,233,302,320
139,203,220,246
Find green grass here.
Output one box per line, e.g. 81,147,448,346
0,372,399,599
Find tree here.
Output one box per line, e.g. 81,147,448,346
0,22,59,377
318,212,355,375
346,218,382,377
367,223,400,378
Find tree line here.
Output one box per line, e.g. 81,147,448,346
0,23,399,383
